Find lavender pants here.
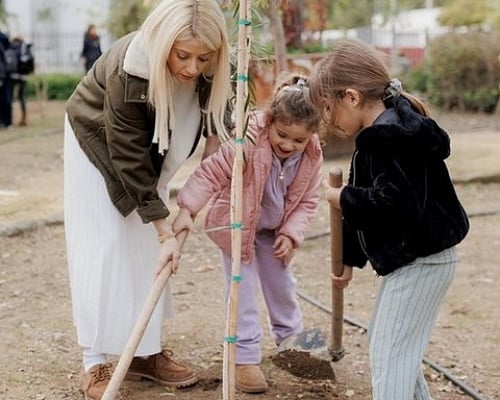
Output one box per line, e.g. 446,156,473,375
221,230,304,365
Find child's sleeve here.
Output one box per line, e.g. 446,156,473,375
340,154,422,230
176,142,235,215
342,223,368,268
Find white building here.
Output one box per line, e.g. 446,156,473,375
371,7,447,48
308,8,447,70
3,0,112,73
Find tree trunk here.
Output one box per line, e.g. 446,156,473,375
282,0,303,49
269,0,287,73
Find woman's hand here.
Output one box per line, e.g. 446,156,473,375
330,265,353,289
273,235,295,264
154,236,181,279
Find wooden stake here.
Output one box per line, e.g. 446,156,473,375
223,1,252,399
329,168,345,361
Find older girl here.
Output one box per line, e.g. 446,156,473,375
309,39,469,400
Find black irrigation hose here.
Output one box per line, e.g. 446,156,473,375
296,292,490,400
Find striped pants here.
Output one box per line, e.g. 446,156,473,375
368,247,456,400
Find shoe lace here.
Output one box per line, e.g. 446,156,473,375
91,362,113,383
160,349,174,360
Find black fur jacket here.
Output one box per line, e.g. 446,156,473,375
340,97,469,276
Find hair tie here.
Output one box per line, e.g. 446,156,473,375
281,77,307,93
383,78,403,101
296,78,307,88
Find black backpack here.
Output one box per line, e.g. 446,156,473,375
18,42,34,75
3,46,18,74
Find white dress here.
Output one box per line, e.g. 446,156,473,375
64,81,200,356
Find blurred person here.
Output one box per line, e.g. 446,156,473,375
0,29,13,129
81,24,102,72
9,35,34,126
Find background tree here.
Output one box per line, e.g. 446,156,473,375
255,0,287,71
423,30,500,113
282,0,303,48
108,0,154,39
330,0,373,29
0,3,7,27
439,0,500,29
304,0,329,41
327,0,453,31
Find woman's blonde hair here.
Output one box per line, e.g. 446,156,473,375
309,38,429,131
141,0,231,152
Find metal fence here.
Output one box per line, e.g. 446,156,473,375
30,26,442,75
30,31,113,74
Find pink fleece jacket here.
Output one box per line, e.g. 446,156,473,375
176,111,323,263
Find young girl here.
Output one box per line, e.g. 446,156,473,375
308,39,469,400
173,75,324,393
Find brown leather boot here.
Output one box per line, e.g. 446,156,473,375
235,364,269,393
80,363,124,400
126,349,198,388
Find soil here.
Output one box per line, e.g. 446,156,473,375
1,101,500,400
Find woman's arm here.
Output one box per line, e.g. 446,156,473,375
103,73,168,223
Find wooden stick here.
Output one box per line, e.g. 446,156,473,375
223,1,252,399
329,168,345,361
102,230,189,400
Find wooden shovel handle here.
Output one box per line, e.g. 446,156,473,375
329,168,344,359
102,230,189,400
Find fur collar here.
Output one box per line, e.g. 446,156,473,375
123,32,149,80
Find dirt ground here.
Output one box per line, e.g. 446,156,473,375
1,101,500,400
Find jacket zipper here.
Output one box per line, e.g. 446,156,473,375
274,162,288,224
278,163,288,192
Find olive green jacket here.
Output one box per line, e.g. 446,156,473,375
67,32,213,223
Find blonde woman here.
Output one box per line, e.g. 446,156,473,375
64,0,232,398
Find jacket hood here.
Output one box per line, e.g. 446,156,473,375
123,32,149,80
356,97,450,160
